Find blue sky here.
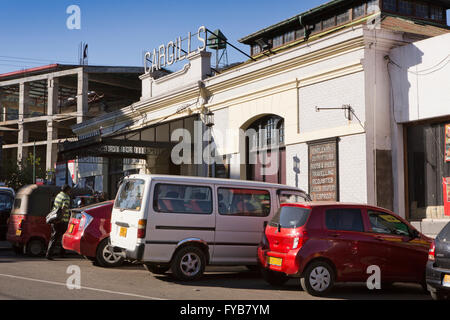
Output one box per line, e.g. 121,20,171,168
0,1,448,74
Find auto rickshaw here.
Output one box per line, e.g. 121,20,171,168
6,184,95,256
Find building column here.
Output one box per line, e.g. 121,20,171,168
46,78,59,172
77,70,88,124
17,82,30,163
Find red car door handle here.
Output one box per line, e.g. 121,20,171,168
330,233,340,238
375,236,384,241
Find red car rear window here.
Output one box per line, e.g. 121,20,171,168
269,206,310,229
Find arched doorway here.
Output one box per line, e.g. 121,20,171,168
244,115,286,184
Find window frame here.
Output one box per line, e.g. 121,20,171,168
153,183,213,215
217,187,272,217
367,210,412,237
114,178,146,212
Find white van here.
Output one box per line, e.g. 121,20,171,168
110,174,310,280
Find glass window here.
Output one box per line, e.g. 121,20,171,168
313,21,322,33
398,0,413,15
367,0,379,13
0,193,14,211
383,0,396,11
325,208,364,232
218,188,271,217
153,184,212,214
368,211,410,236
415,3,429,19
353,3,366,18
337,10,350,24
13,198,21,210
430,6,444,21
115,179,145,211
269,206,310,229
285,31,295,43
278,190,309,204
322,16,336,29
273,34,284,47
252,44,261,55
295,28,305,39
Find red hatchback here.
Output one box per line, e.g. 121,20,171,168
63,200,124,268
258,202,431,296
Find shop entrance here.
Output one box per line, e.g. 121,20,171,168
406,121,450,220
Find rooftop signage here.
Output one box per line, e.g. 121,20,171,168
144,26,207,74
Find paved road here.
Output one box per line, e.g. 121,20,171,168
0,249,431,300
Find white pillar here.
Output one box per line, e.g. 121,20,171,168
17,82,30,163
77,70,88,124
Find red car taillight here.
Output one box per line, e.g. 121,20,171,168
78,212,94,235
428,240,436,261
292,230,309,249
137,219,147,239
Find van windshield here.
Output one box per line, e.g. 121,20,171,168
115,179,145,211
269,206,310,229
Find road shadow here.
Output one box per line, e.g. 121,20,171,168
151,268,430,299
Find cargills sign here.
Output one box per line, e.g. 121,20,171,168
144,26,207,74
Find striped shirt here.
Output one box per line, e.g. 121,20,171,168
53,191,71,223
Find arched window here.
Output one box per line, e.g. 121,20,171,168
245,115,286,184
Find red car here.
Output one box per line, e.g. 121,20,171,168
62,200,124,268
258,202,431,297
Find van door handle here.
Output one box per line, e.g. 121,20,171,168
116,222,130,228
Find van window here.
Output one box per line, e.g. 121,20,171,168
368,211,410,236
278,190,309,204
218,188,270,217
115,179,146,211
325,208,364,232
153,184,212,214
269,206,310,229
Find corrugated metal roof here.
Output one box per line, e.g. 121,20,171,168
239,0,450,44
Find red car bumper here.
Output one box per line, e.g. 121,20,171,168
258,247,302,275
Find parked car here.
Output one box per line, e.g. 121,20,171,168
7,184,96,256
426,221,450,300
62,200,124,268
110,174,310,281
0,187,15,240
258,202,431,297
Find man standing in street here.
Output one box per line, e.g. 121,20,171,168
46,184,71,260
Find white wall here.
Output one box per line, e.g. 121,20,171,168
390,33,450,123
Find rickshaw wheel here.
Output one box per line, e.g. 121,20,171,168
26,238,46,257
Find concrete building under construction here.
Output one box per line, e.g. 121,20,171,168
0,64,155,183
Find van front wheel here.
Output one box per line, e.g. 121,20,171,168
171,247,206,281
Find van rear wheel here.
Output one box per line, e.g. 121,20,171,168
144,263,170,275
171,246,206,281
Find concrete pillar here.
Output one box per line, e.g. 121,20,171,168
17,82,30,163
77,70,88,124
46,78,59,171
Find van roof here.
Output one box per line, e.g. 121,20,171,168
125,174,307,192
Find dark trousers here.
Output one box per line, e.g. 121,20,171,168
46,222,67,257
